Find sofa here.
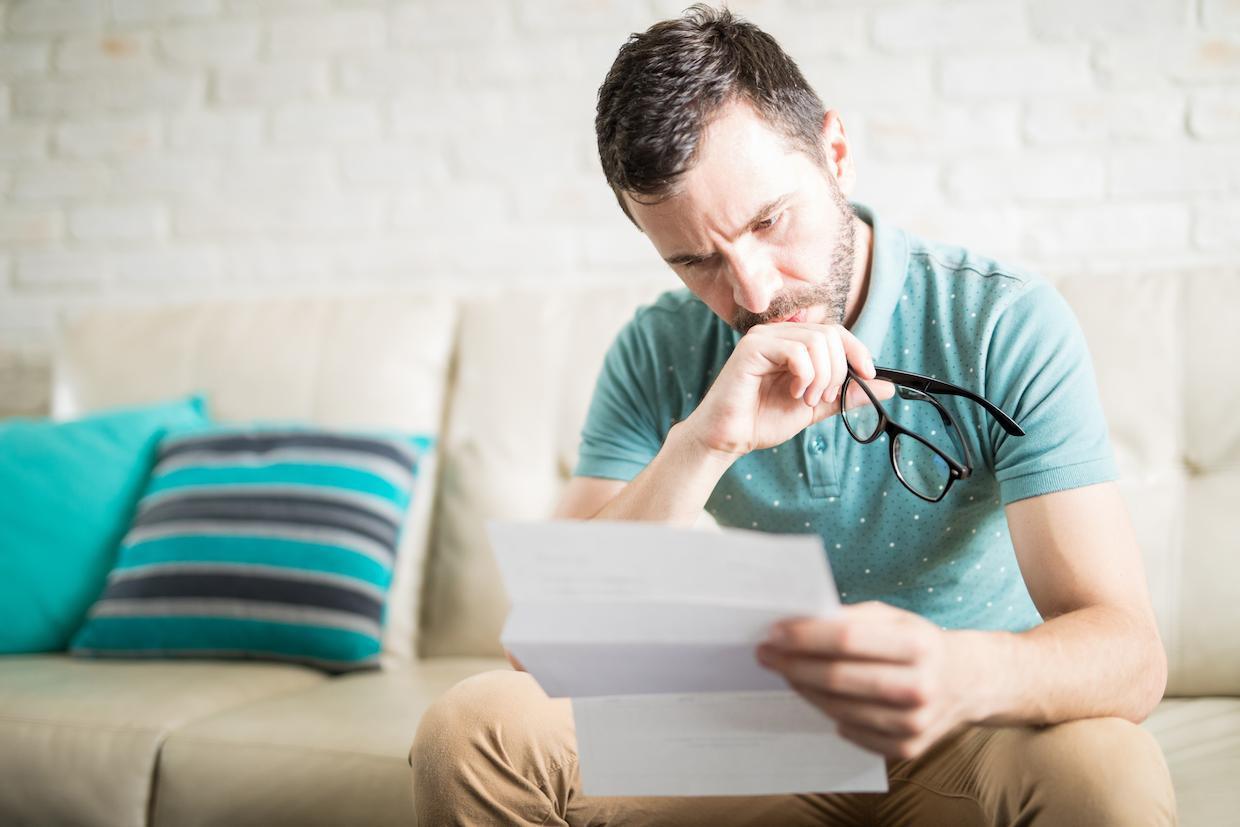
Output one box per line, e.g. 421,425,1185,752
0,270,1237,826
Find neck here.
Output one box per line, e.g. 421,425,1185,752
842,213,874,331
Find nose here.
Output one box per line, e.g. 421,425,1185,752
725,246,780,315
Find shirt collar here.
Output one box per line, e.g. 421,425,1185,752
847,200,908,357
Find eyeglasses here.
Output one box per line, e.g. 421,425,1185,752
839,366,1025,503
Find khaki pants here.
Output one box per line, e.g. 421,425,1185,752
410,670,1177,826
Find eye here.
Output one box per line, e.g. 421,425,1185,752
754,211,783,232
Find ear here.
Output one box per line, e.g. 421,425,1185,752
819,110,856,196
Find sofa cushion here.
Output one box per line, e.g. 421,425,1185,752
151,657,505,827
50,294,459,667
1142,697,1240,826
0,395,209,654
0,654,324,827
70,426,432,673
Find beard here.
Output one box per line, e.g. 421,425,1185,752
731,180,857,336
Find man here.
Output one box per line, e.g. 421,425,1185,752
412,6,1177,825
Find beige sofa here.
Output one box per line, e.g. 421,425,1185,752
0,272,1237,826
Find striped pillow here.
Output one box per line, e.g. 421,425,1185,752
69,427,431,673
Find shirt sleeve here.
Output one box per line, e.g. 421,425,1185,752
984,280,1118,505
572,313,666,482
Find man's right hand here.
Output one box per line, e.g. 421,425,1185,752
682,321,883,460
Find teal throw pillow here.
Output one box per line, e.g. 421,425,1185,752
0,395,210,653
70,425,433,673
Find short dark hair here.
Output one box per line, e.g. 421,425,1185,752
595,4,826,221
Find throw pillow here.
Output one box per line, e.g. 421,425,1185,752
0,395,210,653
69,426,432,673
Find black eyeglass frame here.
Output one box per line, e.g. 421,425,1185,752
840,366,1025,503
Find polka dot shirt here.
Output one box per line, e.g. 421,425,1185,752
575,202,1117,633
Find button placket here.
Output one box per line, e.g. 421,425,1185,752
802,424,841,499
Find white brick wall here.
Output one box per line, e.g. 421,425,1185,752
1,0,1238,416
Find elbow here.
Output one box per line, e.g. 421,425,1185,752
1129,630,1169,724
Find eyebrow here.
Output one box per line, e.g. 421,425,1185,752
663,192,794,266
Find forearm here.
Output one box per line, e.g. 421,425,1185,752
593,421,738,525
958,605,1168,727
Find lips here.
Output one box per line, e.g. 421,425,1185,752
776,310,806,323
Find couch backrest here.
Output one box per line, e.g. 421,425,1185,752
52,271,1240,696
51,293,459,668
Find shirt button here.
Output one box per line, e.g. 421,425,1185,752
810,436,826,454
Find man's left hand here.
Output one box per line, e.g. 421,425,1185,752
756,600,986,760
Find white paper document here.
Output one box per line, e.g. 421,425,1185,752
488,519,889,796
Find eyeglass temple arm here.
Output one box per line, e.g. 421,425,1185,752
872,367,1026,437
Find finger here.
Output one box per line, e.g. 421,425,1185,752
799,331,833,407
834,720,916,760
769,610,929,663
821,327,848,406
801,688,930,738
760,653,925,707
837,327,876,379
774,339,815,400
738,335,815,398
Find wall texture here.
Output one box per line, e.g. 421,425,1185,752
2,0,1238,417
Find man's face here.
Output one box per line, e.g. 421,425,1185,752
624,101,857,335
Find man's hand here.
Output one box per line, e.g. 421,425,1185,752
682,321,885,459
755,601,986,760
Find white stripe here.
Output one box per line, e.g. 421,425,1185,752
72,647,378,673
89,597,381,638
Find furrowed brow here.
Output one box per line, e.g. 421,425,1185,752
662,192,794,267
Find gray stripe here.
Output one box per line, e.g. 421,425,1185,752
133,497,400,549
153,447,415,490
123,522,393,566
107,562,387,603
88,597,382,639
137,483,405,524
162,430,420,469
71,647,378,674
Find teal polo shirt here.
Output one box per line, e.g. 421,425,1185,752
574,202,1117,632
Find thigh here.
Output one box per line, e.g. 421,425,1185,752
876,718,1177,827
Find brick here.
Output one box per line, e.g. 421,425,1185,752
270,101,383,145
0,346,52,417
946,155,1106,203
112,0,218,24
874,2,1026,51
219,155,335,195
851,161,942,210
1022,203,1191,255
7,0,106,34
13,72,205,117
1203,0,1240,30
0,123,48,161
0,208,63,245
512,179,618,223
1189,88,1240,138
1024,91,1185,145
158,22,262,65
224,0,330,15
54,116,160,158
222,241,337,282
453,41,583,89
941,46,1092,97
16,251,110,288
1096,34,1240,87
391,183,511,230
517,0,649,34
113,157,221,197
754,8,869,60
13,161,110,201
390,90,503,137
800,55,934,108
268,10,386,57
341,142,451,188
214,61,330,105
69,203,167,242
1108,144,1240,197
55,33,152,73
863,101,1021,160
175,195,384,238
167,110,263,152
1195,200,1240,248
0,85,8,122
893,205,1024,260
1030,0,1186,38
337,53,454,97
112,247,221,284
575,225,668,271
391,0,511,45
0,40,51,78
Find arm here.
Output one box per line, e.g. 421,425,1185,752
754,481,1168,759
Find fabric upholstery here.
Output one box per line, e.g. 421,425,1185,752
49,293,457,667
